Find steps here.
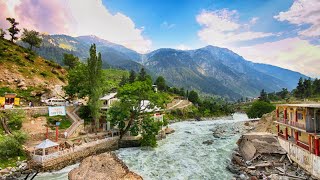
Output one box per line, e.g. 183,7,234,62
66,106,84,138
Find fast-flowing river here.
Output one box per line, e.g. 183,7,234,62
35,113,250,180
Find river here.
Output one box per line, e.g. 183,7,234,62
35,113,250,180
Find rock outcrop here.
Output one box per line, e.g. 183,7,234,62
68,152,142,180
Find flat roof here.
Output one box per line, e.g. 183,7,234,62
276,104,320,108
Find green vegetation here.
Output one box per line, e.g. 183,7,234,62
20,29,42,50
63,53,79,69
0,110,27,168
108,69,170,147
47,115,72,130
6,17,20,42
246,100,275,118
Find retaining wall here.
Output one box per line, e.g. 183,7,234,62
30,137,119,171
278,138,320,179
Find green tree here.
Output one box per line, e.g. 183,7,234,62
87,44,103,131
313,78,320,95
295,77,304,99
247,101,275,118
119,75,128,87
279,88,289,99
259,89,269,102
20,29,42,50
64,63,89,98
0,28,5,39
188,90,199,104
138,68,147,81
129,70,136,83
63,53,80,69
303,78,312,98
107,79,169,147
154,76,166,91
6,18,20,42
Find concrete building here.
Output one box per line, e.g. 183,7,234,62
275,104,320,178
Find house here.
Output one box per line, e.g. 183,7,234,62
100,93,119,110
0,93,20,109
275,104,320,178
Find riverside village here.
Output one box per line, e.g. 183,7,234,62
0,0,320,180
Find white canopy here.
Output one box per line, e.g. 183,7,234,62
35,139,59,149
100,93,117,101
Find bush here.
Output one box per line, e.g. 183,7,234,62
0,131,27,160
40,71,49,77
246,100,275,118
5,110,25,131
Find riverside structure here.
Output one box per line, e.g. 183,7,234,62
275,104,320,178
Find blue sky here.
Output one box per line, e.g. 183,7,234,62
0,0,319,77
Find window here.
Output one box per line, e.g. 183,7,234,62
297,113,303,120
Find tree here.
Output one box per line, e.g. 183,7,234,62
303,78,312,98
64,63,89,98
0,28,5,39
154,76,166,91
259,89,269,102
20,29,42,50
247,101,275,118
313,78,320,95
107,78,169,147
6,18,20,42
188,90,199,104
129,70,136,83
63,53,80,69
138,68,147,81
119,75,128,87
295,77,304,99
279,88,289,99
87,44,103,131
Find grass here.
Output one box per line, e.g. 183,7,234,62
47,115,72,130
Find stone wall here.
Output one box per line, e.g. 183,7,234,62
30,137,119,171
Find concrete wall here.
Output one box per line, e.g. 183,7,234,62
30,137,119,171
278,138,319,179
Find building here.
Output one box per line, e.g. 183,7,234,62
275,104,320,178
100,93,119,110
0,93,20,108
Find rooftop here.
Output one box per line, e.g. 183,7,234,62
276,104,320,108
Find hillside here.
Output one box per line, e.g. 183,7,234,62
31,34,308,100
0,38,67,104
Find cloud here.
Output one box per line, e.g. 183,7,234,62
249,17,259,25
161,21,175,29
274,0,320,37
232,38,320,77
197,10,273,47
175,44,191,50
0,0,151,53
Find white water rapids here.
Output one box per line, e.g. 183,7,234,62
35,113,250,180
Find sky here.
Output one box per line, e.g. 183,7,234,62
0,0,319,77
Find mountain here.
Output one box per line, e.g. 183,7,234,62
31,35,143,72
32,34,308,100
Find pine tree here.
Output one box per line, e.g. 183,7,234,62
129,70,136,83
119,75,128,87
87,44,103,132
6,18,20,42
260,89,268,102
303,78,312,98
138,68,147,81
295,77,304,99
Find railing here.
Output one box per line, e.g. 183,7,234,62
278,132,286,139
297,141,309,151
31,136,119,163
277,118,305,130
66,106,84,138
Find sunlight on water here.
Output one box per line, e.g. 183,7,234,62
35,113,249,180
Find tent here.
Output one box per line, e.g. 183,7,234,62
35,139,59,156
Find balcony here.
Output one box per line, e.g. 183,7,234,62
276,118,306,130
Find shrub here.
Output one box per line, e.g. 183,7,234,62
40,71,49,77
0,131,27,160
246,100,275,118
5,110,25,131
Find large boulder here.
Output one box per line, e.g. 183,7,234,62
68,152,142,180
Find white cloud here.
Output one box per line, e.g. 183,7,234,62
161,21,175,29
0,0,151,53
232,38,320,77
175,44,191,50
197,10,274,47
250,17,259,25
274,0,320,37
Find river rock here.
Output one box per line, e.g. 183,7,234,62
165,127,175,134
202,140,214,145
68,152,142,180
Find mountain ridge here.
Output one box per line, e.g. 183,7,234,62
30,34,309,100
